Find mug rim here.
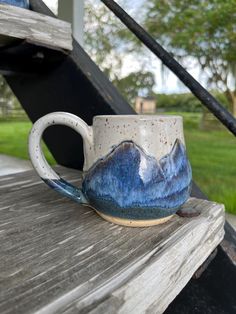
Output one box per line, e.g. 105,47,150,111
93,114,183,120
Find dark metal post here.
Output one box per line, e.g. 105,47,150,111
101,0,236,136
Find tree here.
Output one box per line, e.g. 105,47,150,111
145,0,236,116
113,71,155,105
84,0,156,104
84,0,127,80
0,76,15,118
0,76,12,99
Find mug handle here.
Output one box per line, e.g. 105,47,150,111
28,112,93,205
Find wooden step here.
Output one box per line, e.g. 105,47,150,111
0,167,225,314
0,3,72,51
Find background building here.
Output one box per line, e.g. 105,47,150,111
135,96,156,114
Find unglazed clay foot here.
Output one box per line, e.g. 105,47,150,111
177,207,201,218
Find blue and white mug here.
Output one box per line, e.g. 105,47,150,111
0,0,29,8
29,113,192,227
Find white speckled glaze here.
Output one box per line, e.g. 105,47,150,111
29,112,185,180
92,115,185,166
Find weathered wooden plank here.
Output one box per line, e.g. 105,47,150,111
0,4,72,51
0,168,225,314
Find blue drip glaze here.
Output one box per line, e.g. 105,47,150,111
0,0,29,8
82,139,192,219
42,139,192,220
42,177,88,204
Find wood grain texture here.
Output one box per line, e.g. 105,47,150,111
0,4,72,51
0,167,225,314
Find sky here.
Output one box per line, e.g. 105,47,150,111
42,0,204,94
42,0,57,14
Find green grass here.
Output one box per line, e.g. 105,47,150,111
184,115,236,214
0,117,235,214
0,121,55,164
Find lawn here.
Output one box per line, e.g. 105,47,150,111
0,116,235,214
0,121,55,164
179,113,236,215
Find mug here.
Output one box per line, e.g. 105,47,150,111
0,0,29,8
29,113,192,227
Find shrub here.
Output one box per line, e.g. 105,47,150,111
155,91,229,112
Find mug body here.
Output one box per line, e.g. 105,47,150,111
82,115,192,226
0,0,29,8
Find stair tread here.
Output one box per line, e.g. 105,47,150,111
0,4,72,51
0,166,225,314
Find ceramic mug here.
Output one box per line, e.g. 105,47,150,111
29,113,192,227
0,0,29,8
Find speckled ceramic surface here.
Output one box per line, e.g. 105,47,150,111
29,113,192,227
0,0,29,8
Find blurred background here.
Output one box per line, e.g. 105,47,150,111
0,0,235,217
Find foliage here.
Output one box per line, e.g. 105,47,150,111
145,0,236,115
155,91,230,112
156,93,202,112
0,76,24,119
0,76,11,99
84,0,128,80
84,0,154,103
0,76,15,118
113,71,155,105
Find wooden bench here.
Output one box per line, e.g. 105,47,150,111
0,166,225,313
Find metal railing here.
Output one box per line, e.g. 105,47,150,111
101,0,236,137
